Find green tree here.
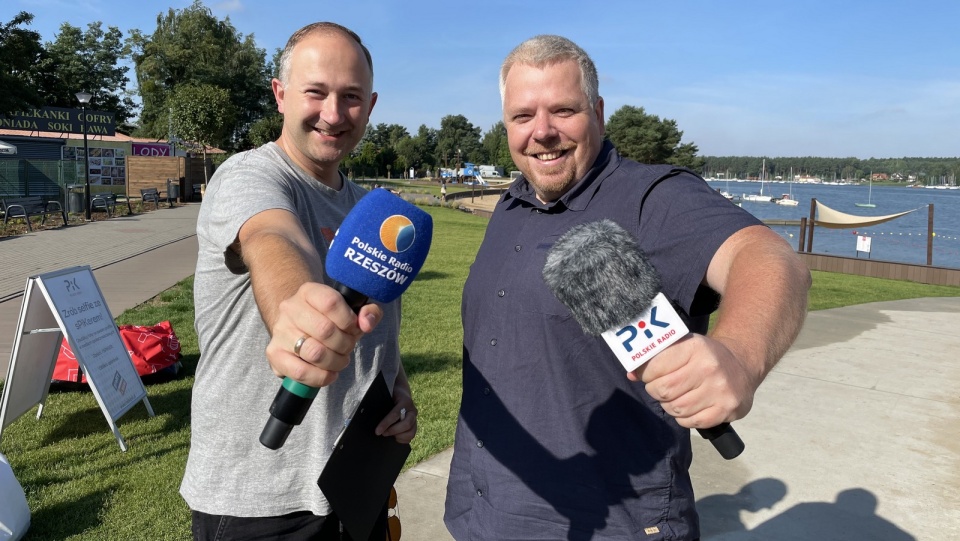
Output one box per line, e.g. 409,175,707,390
667,142,704,171
481,121,515,172
392,124,438,177
368,123,409,150
366,123,410,175
169,83,236,183
436,114,482,168
394,137,417,176
605,105,702,169
0,12,46,116
130,0,271,149
414,124,438,172
247,113,282,148
357,141,378,179
36,21,137,126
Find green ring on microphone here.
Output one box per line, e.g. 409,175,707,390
281,378,320,399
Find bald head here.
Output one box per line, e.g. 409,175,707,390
278,22,373,86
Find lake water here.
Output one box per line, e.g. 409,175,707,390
706,180,960,269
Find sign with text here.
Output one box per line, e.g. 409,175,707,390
0,266,153,452
0,107,116,136
131,143,173,157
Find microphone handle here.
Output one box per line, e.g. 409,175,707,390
697,422,744,460
335,282,369,315
259,283,369,450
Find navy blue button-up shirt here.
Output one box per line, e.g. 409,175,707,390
444,142,762,540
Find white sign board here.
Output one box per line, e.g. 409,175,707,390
0,266,153,451
856,235,872,255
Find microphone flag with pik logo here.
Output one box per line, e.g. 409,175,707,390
260,188,433,450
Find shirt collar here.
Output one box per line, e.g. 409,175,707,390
505,140,620,212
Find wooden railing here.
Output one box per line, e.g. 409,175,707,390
797,252,960,286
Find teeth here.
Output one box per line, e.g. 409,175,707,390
536,151,562,160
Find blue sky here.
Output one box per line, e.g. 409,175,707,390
7,0,960,159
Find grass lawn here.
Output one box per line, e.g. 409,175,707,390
2,204,959,539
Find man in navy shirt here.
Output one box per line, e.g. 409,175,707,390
444,35,811,540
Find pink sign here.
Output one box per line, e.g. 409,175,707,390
132,143,172,156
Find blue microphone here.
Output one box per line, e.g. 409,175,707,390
260,188,433,449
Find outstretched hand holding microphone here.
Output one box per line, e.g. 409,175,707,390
543,220,746,459
260,188,433,450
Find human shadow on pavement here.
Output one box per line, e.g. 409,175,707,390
698,484,915,540
696,478,786,537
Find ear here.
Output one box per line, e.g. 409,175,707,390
271,78,286,114
595,96,605,136
368,91,378,117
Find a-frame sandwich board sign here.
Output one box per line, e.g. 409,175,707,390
0,266,154,452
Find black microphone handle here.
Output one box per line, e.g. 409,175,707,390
697,422,744,460
259,283,370,450
335,282,369,315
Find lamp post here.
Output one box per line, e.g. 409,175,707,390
75,91,93,221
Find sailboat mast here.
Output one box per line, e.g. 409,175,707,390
761,158,766,195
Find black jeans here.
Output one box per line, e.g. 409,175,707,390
192,509,386,541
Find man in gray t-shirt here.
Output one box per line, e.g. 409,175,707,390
180,22,417,540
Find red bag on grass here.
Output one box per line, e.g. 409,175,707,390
53,321,182,384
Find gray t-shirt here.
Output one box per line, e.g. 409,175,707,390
180,142,401,517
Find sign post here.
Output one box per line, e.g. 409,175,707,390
856,235,872,259
0,266,154,451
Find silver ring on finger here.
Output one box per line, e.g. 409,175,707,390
293,335,308,358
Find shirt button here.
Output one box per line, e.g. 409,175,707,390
515,245,521,252
476,440,484,448
498,289,505,297
490,338,497,346
483,387,491,395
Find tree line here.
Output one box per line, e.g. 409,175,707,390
701,156,960,185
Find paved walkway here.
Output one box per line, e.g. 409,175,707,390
2,201,958,540
0,204,201,380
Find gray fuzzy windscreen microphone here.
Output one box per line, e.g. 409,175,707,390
542,219,745,460
542,219,661,336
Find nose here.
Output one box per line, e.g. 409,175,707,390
320,94,346,127
531,111,557,142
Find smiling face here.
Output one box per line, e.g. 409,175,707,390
502,59,604,203
273,31,376,187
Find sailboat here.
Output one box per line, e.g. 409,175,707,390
742,159,773,202
775,172,799,206
855,178,876,208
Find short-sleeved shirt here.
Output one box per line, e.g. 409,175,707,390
181,142,401,518
444,141,762,540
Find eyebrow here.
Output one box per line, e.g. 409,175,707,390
300,80,368,94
